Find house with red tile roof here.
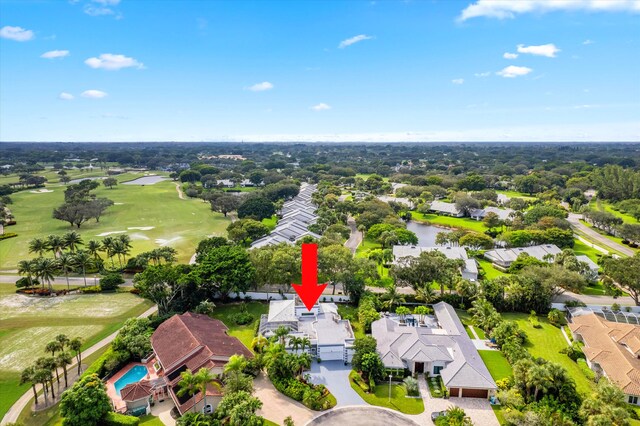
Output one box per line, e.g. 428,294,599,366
151,312,254,415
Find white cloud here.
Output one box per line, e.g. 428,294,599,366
93,0,120,5
58,92,74,100
83,0,121,17
41,50,70,59
517,43,560,58
583,39,595,45
474,71,491,77
247,81,274,92
0,26,34,42
81,90,108,99
85,54,144,70
452,78,464,84
496,65,533,78
503,52,518,59
311,103,331,111
338,34,373,48
458,0,640,21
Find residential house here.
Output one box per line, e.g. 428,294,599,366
428,201,463,217
469,206,514,221
392,245,478,281
569,312,640,405
259,299,356,363
483,244,562,270
372,302,497,398
150,312,253,415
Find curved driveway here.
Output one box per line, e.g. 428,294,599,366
306,406,419,426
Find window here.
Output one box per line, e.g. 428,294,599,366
629,396,638,405
433,366,443,375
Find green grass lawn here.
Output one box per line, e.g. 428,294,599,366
0,284,152,419
0,172,230,270
580,220,638,255
572,238,607,262
495,190,536,201
355,236,382,258
261,215,278,231
138,415,165,426
591,199,639,224
411,211,489,233
349,377,424,415
478,350,512,381
477,258,506,280
501,313,594,396
355,174,390,182
210,302,269,351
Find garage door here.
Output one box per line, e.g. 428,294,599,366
318,346,343,361
461,388,488,398
449,388,460,397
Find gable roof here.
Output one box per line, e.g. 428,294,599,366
121,381,152,401
151,312,253,374
484,244,562,265
570,313,640,395
429,201,461,215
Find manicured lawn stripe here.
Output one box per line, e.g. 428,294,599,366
478,350,512,381
411,212,488,233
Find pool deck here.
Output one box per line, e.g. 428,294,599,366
106,361,159,412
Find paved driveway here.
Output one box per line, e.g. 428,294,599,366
307,406,419,426
307,361,366,407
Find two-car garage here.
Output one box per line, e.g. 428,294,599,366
447,387,489,399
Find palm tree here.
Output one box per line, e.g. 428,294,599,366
86,240,102,261
45,341,62,384
263,343,284,370
33,257,57,290
20,366,38,406
528,364,552,401
274,326,290,347
194,368,216,412
415,284,435,304
224,354,247,392
56,352,73,388
251,335,268,353
72,250,93,287
29,238,48,257
63,231,83,252
46,234,64,258
297,352,312,377
57,253,75,291
177,369,199,412
444,407,473,426
300,337,311,353
69,337,83,374
381,284,406,311
17,259,35,288
102,236,116,266
112,239,130,268
289,336,301,353
36,357,56,400
34,368,51,406
56,334,70,351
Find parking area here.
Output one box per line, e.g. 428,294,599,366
307,360,366,407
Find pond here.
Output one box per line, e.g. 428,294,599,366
122,175,169,185
406,220,450,246
68,176,106,184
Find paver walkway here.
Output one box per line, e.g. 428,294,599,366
254,373,315,425
1,305,158,426
150,400,176,426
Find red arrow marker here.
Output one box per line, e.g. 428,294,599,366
292,243,328,311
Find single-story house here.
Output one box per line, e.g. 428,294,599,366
259,299,356,363
372,302,496,398
392,245,478,281
576,255,600,274
377,195,414,208
428,201,463,217
151,312,253,415
484,244,562,270
469,206,514,221
569,312,640,405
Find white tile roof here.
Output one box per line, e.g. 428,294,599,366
484,244,562,266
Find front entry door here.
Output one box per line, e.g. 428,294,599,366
415,362,424,373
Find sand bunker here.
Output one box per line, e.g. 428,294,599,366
155,236,182,246
128,226,155,231
114,202,125,205
30,189,53,193
129,233,150,241
96,231,127,237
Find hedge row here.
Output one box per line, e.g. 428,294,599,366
0,232,18,240
102,412,140,426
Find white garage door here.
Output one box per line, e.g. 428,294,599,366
318,346,343,361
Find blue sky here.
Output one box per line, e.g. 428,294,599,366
1,0,639,142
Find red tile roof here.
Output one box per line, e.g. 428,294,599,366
151,312,253,375
121,381,152,402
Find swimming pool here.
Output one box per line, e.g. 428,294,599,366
114,365,148,396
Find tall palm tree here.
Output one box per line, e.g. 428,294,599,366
251,335,268,353
56,334,70,351
415,284,435,304
263,343,284,370
289,336,301,353
72,250,93,287
34,368,51,405
45,341,62,384
177,369,199,412
69,337,83,375
86,240,103,261
20,366,38,406
528,364,552,401
33,257,57,290
194,368,216,412
381,284,406,311
112,239,130,268
224,354,247,391
274,326,290,347
17,259,35,288
28,238,47,257
63,231,83,252
56,352,73,388
102,236,116,266
57,253,75,291
46,234,64,258
300,337,311,353
297,352,312,377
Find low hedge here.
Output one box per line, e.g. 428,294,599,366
81,285,103,294
83,347,131,379
0,232,18,240
577,359,595,381
102,412,140,426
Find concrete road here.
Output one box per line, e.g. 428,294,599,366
344,216,363,254
568,213,635,257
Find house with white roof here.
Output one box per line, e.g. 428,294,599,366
428,201,463,217
392,245,478,281
469,206,514,221
258,299,356,363
372,302,496,398
484,244,563,270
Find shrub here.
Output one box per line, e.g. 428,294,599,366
403,376,419,396
230,311,253,325
560,342,585,362
350,370,369,392
100,273,124,291
547,309,565,326
528,311,541,328
612,303,621,312
0,232,18,240
102,412,140,426
80,285,102,294
577,358,595,381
